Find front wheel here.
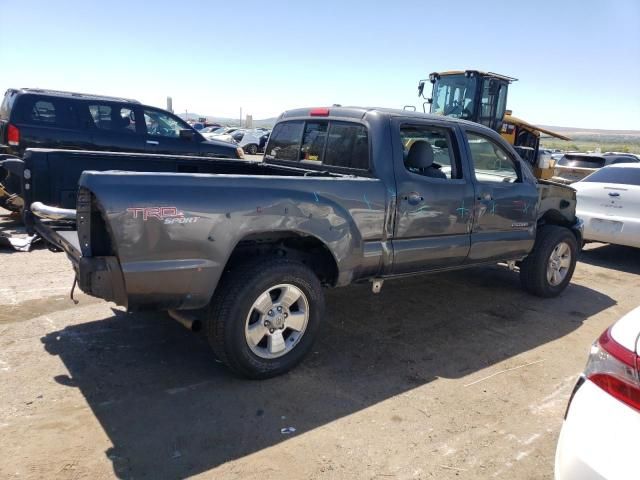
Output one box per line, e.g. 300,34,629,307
520,225,578,297
207,258,324,379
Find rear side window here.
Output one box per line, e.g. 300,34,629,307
29,100,57,124
16,96,77,128
89,104,137,133
267,120,369,171
400,125,460,179
582,167,640,186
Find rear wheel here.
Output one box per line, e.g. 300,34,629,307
245,144,258,155
207,258,324,379
520,225,577,297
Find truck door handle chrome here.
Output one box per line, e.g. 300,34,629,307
477,193,493,201
403,193,424,206
146,140,159,145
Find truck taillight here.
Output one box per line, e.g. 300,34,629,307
7,124,20,146
310,108,330,117
585,327,640,412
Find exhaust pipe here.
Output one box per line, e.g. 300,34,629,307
168,309,202,332
31,202,76,221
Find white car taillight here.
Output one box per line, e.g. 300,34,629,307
584,328,640,412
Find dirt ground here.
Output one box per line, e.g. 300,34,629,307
1,208,639,480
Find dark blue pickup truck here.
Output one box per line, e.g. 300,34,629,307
41,106,582,378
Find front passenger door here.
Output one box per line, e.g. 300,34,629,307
142,108,201,155
464,130,538,262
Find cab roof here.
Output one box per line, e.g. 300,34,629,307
279,106,485,129
6,88,140,104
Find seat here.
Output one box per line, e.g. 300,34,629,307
405,141,447,179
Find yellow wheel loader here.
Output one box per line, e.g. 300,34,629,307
418,70,570,179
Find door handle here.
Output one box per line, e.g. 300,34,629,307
608,192,620,197
477,193,493,201
146,140,159,145
403,192,424,206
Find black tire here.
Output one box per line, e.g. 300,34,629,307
207,258,324,379
246,144,258,155
520,225,578,297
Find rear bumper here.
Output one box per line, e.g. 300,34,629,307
555,379,639,480
578,210,640,248
34,217,129,308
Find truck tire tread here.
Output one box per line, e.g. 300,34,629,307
207,257,324,379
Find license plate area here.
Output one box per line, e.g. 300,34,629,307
591,218,623,234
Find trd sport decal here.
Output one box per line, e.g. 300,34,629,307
126,207,200,224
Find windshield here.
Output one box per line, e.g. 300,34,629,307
431,74,477,120
582,167,640,186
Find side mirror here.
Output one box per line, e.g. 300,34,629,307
418,80,425,98
179,129,195,140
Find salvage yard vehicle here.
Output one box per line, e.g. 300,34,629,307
41,107,583,378
573,163,640,249
551,153,639,185
555,306,640,480
0,88,243,210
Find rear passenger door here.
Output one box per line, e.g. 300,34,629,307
463,129,538,262
390,120,474,273
85,102,145,152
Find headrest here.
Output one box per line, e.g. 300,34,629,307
406,141,434,169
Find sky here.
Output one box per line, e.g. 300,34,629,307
0,0,638,130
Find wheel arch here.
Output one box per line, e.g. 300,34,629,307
221,230,340,288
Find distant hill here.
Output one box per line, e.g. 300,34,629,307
539,125,640,137
538,125,640,153
178,112,277,128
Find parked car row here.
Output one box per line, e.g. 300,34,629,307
200,126,271,154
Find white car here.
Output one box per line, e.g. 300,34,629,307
555,306,640,480
551,153,638,184
200,126,236,144
573,163,640,248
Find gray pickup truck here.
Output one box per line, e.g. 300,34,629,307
44,107,582,378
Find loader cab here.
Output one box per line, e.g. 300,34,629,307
418,70,515,133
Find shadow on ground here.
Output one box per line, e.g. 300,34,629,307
579,243,640,275
41,266,614,479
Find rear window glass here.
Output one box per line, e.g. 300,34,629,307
558,156,605,168
266,121,304,161
266,120,369,171
300,122,327,162
582,167,640,186
324,122,369,170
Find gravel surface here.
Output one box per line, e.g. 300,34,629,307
1,207,639,479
